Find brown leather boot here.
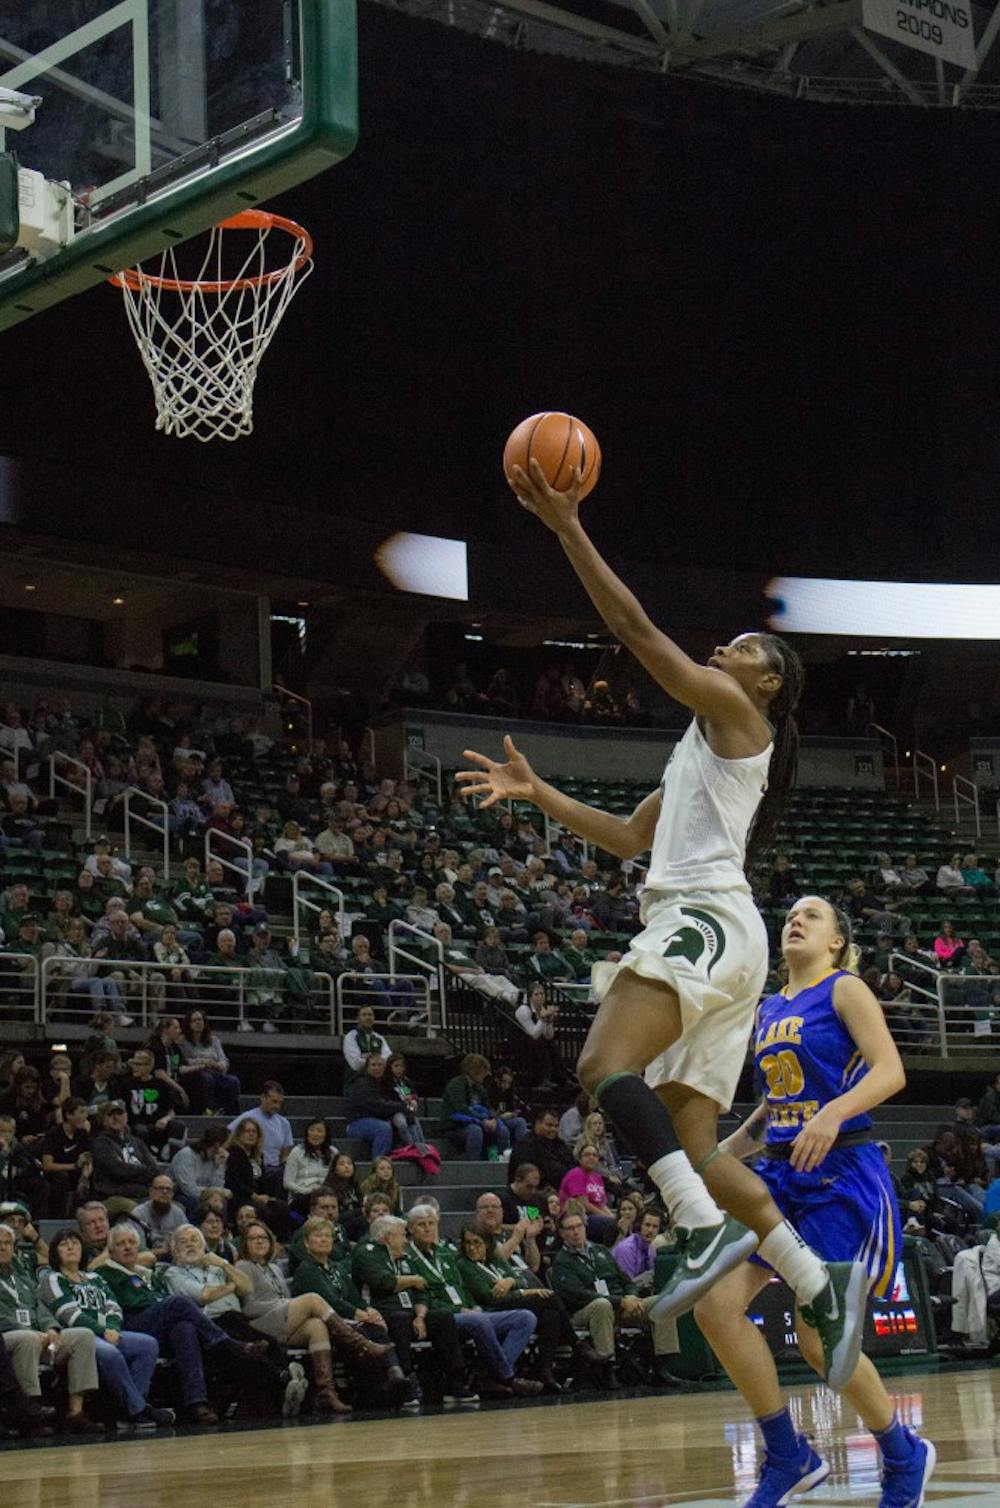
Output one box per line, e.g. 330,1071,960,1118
310,1349,351,1415
326,1313,393,1361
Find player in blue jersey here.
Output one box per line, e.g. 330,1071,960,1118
694,895,935,1508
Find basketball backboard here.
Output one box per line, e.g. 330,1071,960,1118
0,1,356,332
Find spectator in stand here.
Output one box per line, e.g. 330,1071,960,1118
129,1173,189,1256
955,1128,991,1206
225,1119,290,1240
283,1120,337,1214
510,1106,575,1193
899,1149,936,1234
589,875,637,934
83,837,131,883
287,1190,350,1275
170,857,214,928
346,1054,417,1160
226,1082,292,1190
559,1143,616,1235
611,1207,665,1293
576,1110,625,1194
175,1009,240,1114
0,1118,46,1218
525,930,572,985
978,1072,1000,1144
342,1004,392,1089
961,853,996,899
0,1067,49,1148
41,1098,93,1218
0,794,45,853
73,1050,120,1115
274,821,333,877
92,911,156,1011
937,853,976,898
196,1206,239,1264
404,1204,540,1398
871,853,907,895
405,885,438,932
0,1050,24,1097
764,854,799,906
0,1222,102,1434
151,925,197,1008
39,1052,72,1119
360,1157,402,1216
933,920,966,970
845,877,906,933
899,854,932,895
440,1054,513,1161
455,1222,576,1394
287,1216,417,1409
323,1153,367,1240
549,1210,681,1389
95,1221,265,1424
91,1100,160,1210
171,1125,232,1212
200,760,235,819
963,939,999,977
120,1048,180,1157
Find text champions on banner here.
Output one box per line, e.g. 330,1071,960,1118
861,0,976,67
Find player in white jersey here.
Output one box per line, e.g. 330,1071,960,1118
457,457,867,1389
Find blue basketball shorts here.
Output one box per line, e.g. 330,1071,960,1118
751,1142,903,1299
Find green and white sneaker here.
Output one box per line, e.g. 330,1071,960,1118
800,1259,867,1391
649,1214,760,1322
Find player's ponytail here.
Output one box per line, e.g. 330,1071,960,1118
745,634,805,870
831,903,861,974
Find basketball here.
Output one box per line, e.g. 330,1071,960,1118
503,411,602,500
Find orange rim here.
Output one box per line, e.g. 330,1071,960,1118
110,209,313,294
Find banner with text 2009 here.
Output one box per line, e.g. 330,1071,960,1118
862,0,976,67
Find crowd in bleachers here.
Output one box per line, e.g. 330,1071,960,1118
0,687,999,1438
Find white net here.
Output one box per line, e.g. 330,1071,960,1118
114,212,313,442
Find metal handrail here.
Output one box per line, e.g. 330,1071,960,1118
404,746,442,806
953,774,981,838
48,752,93,840
888,950,947,1056
868,723,898,787
205,827,262,900
123,787,170,880
996,798,1000,840
361,726,376,770
912,750,939,811
291,870,346,941
39,954,337,1034
387,918,447,1033
542,812,590,865
334,970,432,1036
273,683,314,753
937,969,1000,1056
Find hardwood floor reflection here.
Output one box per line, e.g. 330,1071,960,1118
2,1366,998,1507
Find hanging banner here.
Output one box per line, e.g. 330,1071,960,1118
862,0,976,68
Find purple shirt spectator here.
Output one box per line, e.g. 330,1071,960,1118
612,1231,656,1281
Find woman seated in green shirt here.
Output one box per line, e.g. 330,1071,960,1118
455,1222,584,1394
289,1216,417,1408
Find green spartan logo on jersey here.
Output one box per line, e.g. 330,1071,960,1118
662,907,726,976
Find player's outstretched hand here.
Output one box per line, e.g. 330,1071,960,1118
510,458,582,535
456,734,537,809
788,1105,842,1173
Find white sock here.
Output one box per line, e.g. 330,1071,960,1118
757,1220,827,1303
648,1149,724,1230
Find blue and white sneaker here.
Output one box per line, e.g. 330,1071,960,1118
879,1432,936,1508
742,1436,830,1508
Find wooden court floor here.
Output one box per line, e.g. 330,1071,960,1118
2,1366,998,1507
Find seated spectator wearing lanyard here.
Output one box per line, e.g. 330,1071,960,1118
290,1216,418,1409
456,1222,582,1394
404,1204,542,1400
94,1221,265,1424
351,1215,478,1407
0,1221,101,1433
549,1210,682,1390
41,1228,173,1430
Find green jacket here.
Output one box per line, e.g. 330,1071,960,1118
287,1222,350,1275
351,1239,421,1315
561,945,598,981
38,1269,123,1334
0,1262,40,1331
549,1243,634,1312
439,1074,492,1133
290,1255,362,1319
98,1260,171,1313
403,1240,470,1314
978,1086,1000,1125
455,1254,537,1309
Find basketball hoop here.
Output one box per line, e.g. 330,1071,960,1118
110,209,313,442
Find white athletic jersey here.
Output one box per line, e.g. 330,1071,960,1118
644,718,772,894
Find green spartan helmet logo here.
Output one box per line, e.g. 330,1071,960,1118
662,907,726,976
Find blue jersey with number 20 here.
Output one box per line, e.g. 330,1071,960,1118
753,968,871,1145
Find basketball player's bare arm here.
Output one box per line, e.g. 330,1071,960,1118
455,734,660,860
718,1098,769,1163
510,459,758,732
789,974,906,1173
